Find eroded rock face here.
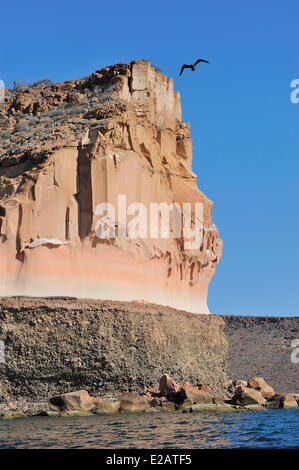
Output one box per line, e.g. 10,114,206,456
0,60,222,313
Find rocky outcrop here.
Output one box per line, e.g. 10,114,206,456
2,372,296,417
0,60,222,314
0,296,228,399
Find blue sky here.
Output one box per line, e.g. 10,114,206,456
1,0,298,315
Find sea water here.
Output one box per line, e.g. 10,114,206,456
0,409,298,449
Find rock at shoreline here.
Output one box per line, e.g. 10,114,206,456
234,380,247,388
231,386,266,406
147,387,161,397
266,393,298,409
197,384,211,393
247,377,275,399
159,374,181,399
179,382,213,405
119,392,150,413
93,400,120,414
4,373,296,419
213,396,225,404
49,390,94,412
161,401,176,411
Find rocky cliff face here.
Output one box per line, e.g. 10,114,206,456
0,297,228,398
222,316,299,393
0,60,222,313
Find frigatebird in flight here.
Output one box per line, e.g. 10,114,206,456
179,58,210,76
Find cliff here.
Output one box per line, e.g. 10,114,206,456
0,297,228,399
0,60,222,313
222,316,299,393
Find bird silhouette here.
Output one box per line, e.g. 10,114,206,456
179,58,210,76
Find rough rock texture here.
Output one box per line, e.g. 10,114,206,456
179,382,213,404
0,297,228,399
266,393,298,409
232,386,266,406
159,374,181,397
119,392,150,413
247,376,275,399
93,399,121,414
49,390,94,412
222,316,299,393
0,60,222,314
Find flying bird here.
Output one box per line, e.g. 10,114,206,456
179,58,210,76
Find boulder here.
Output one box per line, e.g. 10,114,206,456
179,382,213,405
149,397,161,408
92,397,103,406
161,401,176,411
147,387,161,397
247,377,275,399
119,393,150,413
225,380,247,399
233,380,247,388
213,396,225,404
93,399,120,414
232,386,266,406
49,390,94,412
61,410,90,417
159,374,181,400
177,399,192,412
197,383,210,393
266,393,298,409
1,411,27,419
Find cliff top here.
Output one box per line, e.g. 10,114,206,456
0,60,187,170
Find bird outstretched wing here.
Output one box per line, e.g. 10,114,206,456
179,64,192,76
194,58,210,66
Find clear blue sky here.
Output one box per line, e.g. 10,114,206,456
1,0,298,315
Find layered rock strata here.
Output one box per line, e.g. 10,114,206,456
0,60,222,313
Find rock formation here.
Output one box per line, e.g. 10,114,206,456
0,297,228,398
0,60,222,313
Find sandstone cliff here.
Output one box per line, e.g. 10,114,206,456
0,60,222,313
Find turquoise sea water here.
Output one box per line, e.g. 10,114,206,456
0,409,298,449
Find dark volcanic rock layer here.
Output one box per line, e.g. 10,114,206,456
222,316,299,394
0,297,228,399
